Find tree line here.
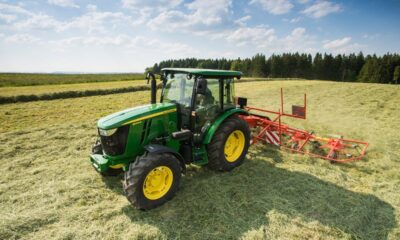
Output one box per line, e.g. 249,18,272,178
147,52,400,84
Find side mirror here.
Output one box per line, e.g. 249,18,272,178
196,78,207,95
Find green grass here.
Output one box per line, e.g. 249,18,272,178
0,73,145,87
0,80,153,104
0,80,399,239
0,80,147,97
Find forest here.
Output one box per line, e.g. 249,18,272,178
147,53,400,84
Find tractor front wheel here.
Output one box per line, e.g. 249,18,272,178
207,115,250,171
123,153,181,210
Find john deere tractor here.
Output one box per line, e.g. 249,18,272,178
90,68,250,209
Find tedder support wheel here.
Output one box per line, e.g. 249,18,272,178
123,153,181,210
207,115,250,171
329,151,338,164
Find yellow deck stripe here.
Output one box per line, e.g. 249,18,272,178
123,108,177,125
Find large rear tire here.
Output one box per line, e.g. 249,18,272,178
123,153,181,210
207,115,250,171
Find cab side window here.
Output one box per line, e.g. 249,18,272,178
194,79,221,133
223,79,235,110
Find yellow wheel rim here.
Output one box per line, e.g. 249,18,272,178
143,166,173,200
224,130,245,162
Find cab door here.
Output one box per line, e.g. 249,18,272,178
193,78,222,144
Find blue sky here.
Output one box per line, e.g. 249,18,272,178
0,0,399,72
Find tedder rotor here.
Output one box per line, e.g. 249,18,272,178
89,68,368,210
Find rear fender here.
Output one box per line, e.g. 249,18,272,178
203,108,248,144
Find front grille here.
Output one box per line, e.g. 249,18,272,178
99,125,130,156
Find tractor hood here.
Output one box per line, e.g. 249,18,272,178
97,103,176,130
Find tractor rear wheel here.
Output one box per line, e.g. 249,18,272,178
207,115,250,171
123,153,181,210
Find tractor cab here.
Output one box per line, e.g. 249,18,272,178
160,68,241,144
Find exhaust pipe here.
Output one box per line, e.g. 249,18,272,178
146,72,157,104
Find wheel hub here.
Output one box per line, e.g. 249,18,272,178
143,166,173,200
224,130,245,162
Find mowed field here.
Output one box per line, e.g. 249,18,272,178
0,77,273,98
0,79,399,239
0,73,145,87
0,80,148,97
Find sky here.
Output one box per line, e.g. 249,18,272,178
0,0,399,73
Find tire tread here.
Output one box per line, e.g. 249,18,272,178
207,115,250,171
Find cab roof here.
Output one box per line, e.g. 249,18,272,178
161,68,242,78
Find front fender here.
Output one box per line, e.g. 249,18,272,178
203,108,248,144
144,144,186,173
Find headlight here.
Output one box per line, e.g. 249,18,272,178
99,128,118,137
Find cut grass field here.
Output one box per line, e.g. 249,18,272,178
0,77,288,104
0,80,147,97
0,73,145,87
0,80,151,104
0,80,399,239
0,77,293,98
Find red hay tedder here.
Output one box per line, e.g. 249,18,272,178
238,89,369,163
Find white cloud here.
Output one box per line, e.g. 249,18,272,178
5,34,40,43
147,10,186,31
323,37,364,53
148,0,232,31
120,0,182,25
86,4,97,12
0,3,63,30
284,17,301,23
225,25,276,47
250,0,293,15
48,0,79,8
51,35,132,47
297,0,310,4
218,25,316,53
363,33,380,40
186,0,231,25
290,27,306,37
0,2,32,15
122,0,183,11
323,37,351,49
279,27,316,52
14,13,62,30
302,1,342,18
234,15,251,26
50,35,199,57
0,13,17,23
3,2,140,33
60,11,136,33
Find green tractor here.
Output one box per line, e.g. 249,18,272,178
90,68,251,209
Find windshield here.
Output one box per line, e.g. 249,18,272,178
162,73,194,107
